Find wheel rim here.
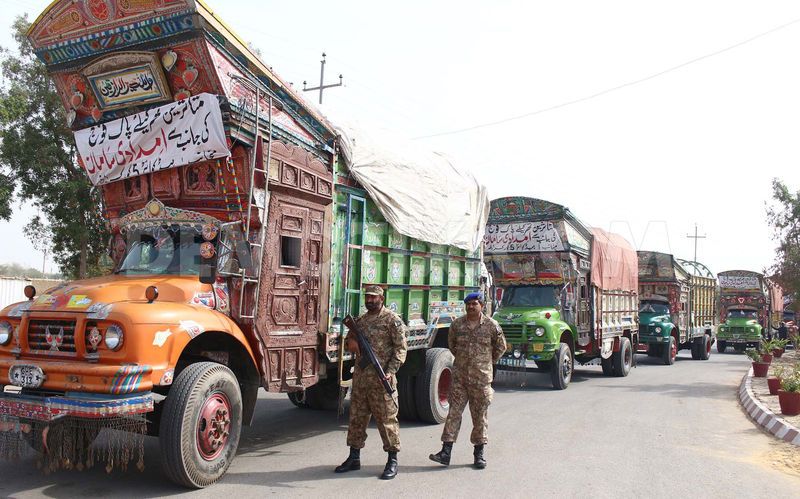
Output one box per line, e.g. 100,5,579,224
438,367,452,408
670,340,677,361
705,337,711,354
197,392,232,461
561,349,572,381
624,343,632,368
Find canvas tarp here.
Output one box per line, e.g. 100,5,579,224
590,227,638,292
336,126,489,252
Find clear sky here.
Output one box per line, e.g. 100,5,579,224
2,0,800,276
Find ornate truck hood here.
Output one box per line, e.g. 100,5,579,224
494,307,560,323
2,274,214,317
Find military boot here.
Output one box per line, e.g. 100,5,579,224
334,447,361,473
380,451,398,480
473,444,486,469
429,442,453,466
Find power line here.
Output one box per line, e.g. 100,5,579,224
412,16,800,140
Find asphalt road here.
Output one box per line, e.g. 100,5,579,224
1,350,799,498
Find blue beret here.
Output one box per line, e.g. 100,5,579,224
464,292,484,303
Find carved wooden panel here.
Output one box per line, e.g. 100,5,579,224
269,350,281,382
274,274,297,289
271,295,299,325
281,215,302,232
151,168,180,200
123,176,148,203
183,160,220,196
302,348,316,377
284,348,300,380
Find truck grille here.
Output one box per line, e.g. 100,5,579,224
501,324,524,344
27,320,77,353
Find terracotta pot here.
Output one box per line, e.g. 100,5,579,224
772,348,784,358
777,390,800,416
761,354,773,363
767,377,782,395
752,362,770,377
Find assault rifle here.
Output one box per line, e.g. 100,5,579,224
343,315,396,399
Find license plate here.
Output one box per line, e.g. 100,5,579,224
498,357,524,367
9,365,45,388
533,343,544,352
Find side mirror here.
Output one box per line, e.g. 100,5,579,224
199,263,216,285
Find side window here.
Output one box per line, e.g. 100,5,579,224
281,236,302,267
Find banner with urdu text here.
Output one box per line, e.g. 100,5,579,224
74,93,229,186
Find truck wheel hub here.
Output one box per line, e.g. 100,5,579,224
197,393,232,460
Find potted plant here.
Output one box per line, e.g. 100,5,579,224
746,348,770,377
772,338,789,358
759,339,775,364
778,366,800,416
768,365,785,396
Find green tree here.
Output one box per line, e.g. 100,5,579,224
0,16,108,279
767,178,800,302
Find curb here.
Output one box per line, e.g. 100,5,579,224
738,367,800,446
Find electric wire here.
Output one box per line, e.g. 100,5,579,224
412,16,800,140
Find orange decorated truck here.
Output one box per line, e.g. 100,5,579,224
0,0,488,487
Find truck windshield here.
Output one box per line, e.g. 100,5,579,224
501,286,558,307
727,309,757,319
640,301,669,314
117,226,207,275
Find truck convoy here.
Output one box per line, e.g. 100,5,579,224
716,270,775,352
0,0,488,488
485,197,639,390
636,252,716,364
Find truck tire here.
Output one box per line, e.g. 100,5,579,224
601,355,614,375
550,343,573,390
717,340,727,353
691,338,701,360
398,375,418,421
415,348,454,424
662,336,676,365
287,390,309,408
160,362,242,488
700,334,712,360
612,337,633,377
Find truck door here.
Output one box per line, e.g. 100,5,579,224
255,143,333,392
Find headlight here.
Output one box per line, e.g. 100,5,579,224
104,325,124,351
0,321,12,345
655,327,662,333
719,326,726,332
513,349,522,359
747,328,754,333
535,327,545,337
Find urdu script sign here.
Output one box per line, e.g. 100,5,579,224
484,221,565,253
74,93,230,186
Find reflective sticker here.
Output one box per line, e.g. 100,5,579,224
153,329,172,347
200,241,215,259
159,369,174,385
66,295,92,309
201,224,219,241
180,320,204,339
190,292,215,309
87,302,113,320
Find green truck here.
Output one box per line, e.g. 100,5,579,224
716,270,772,352
636,252,716,364
485,197,639,390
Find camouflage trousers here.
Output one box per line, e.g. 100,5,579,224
441,378,493,445
346,371,400,452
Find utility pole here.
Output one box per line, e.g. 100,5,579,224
302,53,343,104
686,223,706,264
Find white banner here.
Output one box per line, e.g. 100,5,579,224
719,274,760,290
75,93,229,186
484,221,564,253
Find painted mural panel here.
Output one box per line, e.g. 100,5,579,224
484,221,565,253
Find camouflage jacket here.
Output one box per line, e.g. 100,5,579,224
350,307,408,377
448,314,506,385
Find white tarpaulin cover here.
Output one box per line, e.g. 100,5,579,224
75,93,229,185
337,126,489,252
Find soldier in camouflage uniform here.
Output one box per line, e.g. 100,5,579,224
335,285,408,480
430,292,506,469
